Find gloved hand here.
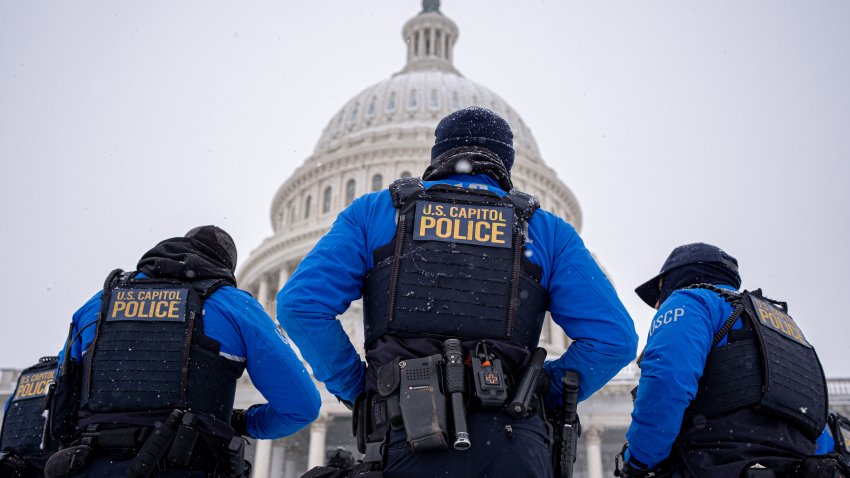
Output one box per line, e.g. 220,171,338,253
231,409,249,437
614,444,674,478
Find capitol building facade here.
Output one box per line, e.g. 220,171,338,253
2,3,847,478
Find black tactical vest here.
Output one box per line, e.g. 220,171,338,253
363,178,549,350
684,286,828,440
79,270,245,424
0,357,58,457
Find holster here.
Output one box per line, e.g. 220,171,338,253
43,445,93,478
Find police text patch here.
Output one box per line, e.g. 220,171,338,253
13,369,55,401
413,201,513,248
750,295,809,347
107,288,188,322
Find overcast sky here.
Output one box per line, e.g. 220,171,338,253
1,1,848,377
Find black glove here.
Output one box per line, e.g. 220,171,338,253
614,445,674,478
231,409,249,437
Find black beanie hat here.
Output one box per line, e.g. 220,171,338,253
431,106,515,173
185,225,238,271
635,242,741,308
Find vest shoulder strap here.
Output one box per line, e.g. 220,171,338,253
191,278,234,300
506,189,540,221
389,177,424,209
102,268,128,291
684,283,745,346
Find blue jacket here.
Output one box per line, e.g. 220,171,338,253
626,286,740,468
278,174,638,407
58,274,321,439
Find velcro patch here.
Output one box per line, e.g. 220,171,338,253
413,201,513,248
750,295,809,347
107,288,188,322
13,369,55,401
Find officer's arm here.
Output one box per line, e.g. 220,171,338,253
51,291,100,444
624,292,715,469
540,218,638,406
278,195,377,405
207,289,321,439
56,291,101,371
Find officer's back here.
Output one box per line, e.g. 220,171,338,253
1,356,60,478
47,226,321,478
281,107,637,478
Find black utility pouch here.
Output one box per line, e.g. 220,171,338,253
397,354,448,452
43,445,93,478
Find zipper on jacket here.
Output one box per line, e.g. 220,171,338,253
506,213,522,338
386,215,406,323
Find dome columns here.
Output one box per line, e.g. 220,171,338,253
402,10,458,73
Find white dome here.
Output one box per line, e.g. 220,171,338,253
314,70,543,162
240,2,582,311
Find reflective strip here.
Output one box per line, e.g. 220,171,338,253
219,351,246,363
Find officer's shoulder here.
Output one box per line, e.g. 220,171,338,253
666,288,726,309
342,190,393,219
528,207,578,239
206,285,256,305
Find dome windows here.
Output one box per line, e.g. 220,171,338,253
372,174,383,192
345,179,357,205
304,195,312,219
451,91,460,110
407,89,418,110
322,186,333,214
366,96,377,118
429,90,440,110
349,103,360,125
386,92,397,112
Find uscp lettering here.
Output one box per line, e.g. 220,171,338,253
649,308,685,336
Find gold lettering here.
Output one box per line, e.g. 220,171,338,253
491,222,506,244
419,216,436,236
435,205,444,216
155,301,169,318
436,218,452,238
125,301,139,318
452,219,470,240
168,301,180,319
112,301,127,317
474,221,491,242
449,206,459,217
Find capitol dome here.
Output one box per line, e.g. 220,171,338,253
241,1,582,293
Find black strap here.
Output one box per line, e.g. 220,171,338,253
191,278,232,300
506,189,540,221
102,268,126,291
389,177,424,209
683,284,745,346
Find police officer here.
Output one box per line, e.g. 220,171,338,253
1,356,59,478
279,107,638,477
47,226,321,477
620,243,829,478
